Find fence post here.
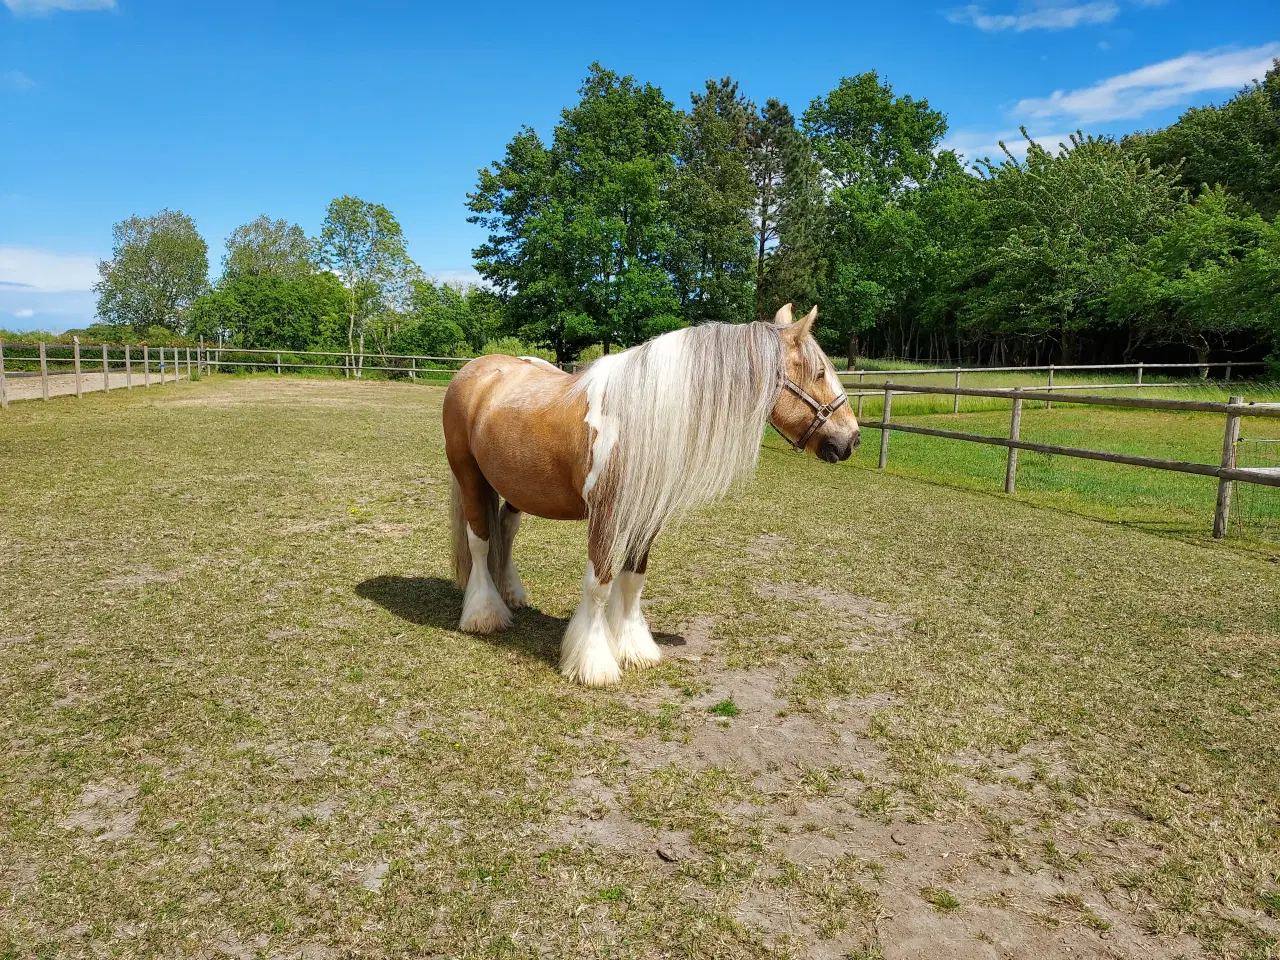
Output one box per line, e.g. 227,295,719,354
878,387,892,469
0,340,7,410
1213,395,1243,539
953,370,961,415
125,344,132,388
144,345,151,387
39,342,49,400
856,372,864,418
277,351,282,376
1137,363,1143,385
198,338,204,376
1005,398,1023,494
1046,365,1054,412
411,357,417,381
1225,362,1232,382
186,347,192,380
102,342,110,392
73,336,83,398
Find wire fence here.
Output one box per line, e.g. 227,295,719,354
1232,439,1280,539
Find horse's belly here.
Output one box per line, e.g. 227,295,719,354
473,416,589,522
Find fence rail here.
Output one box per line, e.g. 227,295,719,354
858,381,1280,538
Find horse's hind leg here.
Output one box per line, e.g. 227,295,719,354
450,459,512,634
607,545,661,670
496,503,529,609
560,513,622,687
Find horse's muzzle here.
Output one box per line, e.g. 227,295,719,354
818,431,859,463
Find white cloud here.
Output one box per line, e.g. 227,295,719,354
2,70,35,90
1016,43,1280,123
427,268,485,290
947,1,1118,32
944,129,1076,165
0,246,100,292
3,0,115,14
13,308,34,318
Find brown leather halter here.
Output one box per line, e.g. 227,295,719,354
772,378,849,452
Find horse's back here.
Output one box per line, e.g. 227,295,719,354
443,355,591,520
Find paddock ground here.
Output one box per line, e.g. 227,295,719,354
1,376,1278,959
2,368,188,402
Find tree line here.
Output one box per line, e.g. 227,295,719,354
81,61,1280,370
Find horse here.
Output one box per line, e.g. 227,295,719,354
442,303,860,687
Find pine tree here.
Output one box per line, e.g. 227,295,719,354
670,77,757,325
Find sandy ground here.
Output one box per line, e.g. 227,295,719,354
1,369,188,403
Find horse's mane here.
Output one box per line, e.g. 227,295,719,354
575,321,799,575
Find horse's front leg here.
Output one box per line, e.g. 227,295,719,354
560,515,622,687
607,545,661,670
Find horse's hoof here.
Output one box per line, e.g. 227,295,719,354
610,620,662,670
459,601,512,634
562,660,622,687
502,582,529,609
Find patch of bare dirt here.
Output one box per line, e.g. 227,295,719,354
354,522,414,538
754,580,910,633
749,532,790,561
61,781,140,842
99,566,182,592
672,615,719,660
546,586,1205,959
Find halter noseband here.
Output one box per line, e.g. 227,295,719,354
772,378,848,452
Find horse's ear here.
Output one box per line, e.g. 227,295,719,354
794,305,818,337
773,303,794,326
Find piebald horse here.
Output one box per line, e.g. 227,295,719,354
443,304,860,687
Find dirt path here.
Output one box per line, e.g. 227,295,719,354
1,369,187,403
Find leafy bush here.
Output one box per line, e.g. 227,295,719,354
480,337,557,363
576,343,606,364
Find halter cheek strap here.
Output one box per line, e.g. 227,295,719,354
772,379,849,452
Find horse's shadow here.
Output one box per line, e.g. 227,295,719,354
355,575,566,667
354,574,686,669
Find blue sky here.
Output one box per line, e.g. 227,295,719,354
2,0,1277,332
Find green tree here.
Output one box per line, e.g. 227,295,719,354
189,272,348,350
1125,60,1280,219
669,76,757,325
1108,186,1274,365
222,216,314,281
469,64,683,360
748,98,825,320
803,72,951,365
803,71,949,197
390,279,503,357
94,209,209,334
968,132,1179,363
314,196,415,370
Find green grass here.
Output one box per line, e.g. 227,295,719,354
1,376,1278,958
843,384,1280,543
709,698,740,718
921,886,962,912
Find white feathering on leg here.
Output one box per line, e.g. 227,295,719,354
460,529,512,633
560,562,622,687
607,571,661,669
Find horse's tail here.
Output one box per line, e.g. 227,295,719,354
449,471,503,590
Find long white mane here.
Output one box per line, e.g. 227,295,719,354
575,322,787,575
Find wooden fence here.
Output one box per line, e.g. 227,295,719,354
0,340,470,408
856,380,1280,538
838,360,1268,417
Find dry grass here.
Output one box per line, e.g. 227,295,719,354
1,375,1278,959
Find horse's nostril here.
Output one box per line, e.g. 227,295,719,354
850,430,862,450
